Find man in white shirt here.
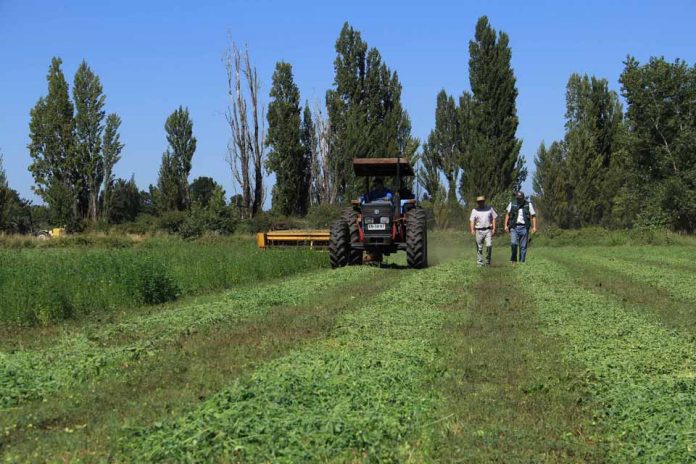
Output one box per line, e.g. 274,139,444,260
504,191,537,264
469,195,497,267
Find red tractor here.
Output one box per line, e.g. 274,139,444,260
329,158,428,269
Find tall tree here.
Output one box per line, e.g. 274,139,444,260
564,74,623,225
266,62,309,216
463,17,524,200
533,74,624,228
225,41,265,217
620,56,696,231
326,22,414,201
101,113,123,221
425,90,460,203
157,106,196,211
533,141,575,227
73,61,106,221
28,57,77,221
417,142,442,200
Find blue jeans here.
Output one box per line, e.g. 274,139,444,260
510,225,529,262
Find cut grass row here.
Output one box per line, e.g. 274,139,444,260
0,274,396,461
541,249,696,337
121,260,474,462
421,255,603,463
520,257,696,462
544,248,696,305
0,266,377,409
0,237,326,325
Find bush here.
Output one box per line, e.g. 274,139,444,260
136,260,180,305
111,214,158,235
244,212,273,234
306,204,344,228
178,206,238,240
157,211,187,234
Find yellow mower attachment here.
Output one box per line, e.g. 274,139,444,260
256,229,330,250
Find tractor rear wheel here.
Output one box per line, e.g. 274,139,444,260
406,208,428,269
342,208,363,265
329,219,351,268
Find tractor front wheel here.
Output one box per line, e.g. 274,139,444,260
406,208,428,269
329,219,351,268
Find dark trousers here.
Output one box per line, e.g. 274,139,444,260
510,225,529,262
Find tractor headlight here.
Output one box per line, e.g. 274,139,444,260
380,217,390,224
364,217,374,224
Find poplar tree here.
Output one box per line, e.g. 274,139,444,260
73,61,106,220
101,113,123,221
424,90,460,203
464,17,524,200
266,62,309,216
28,57,77,222
326,22,413,201
157,107,196,211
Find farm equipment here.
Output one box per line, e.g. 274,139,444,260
256,229,330,249
329,158,428,269
34,227,65,240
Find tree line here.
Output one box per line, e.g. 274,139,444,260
533,57,696,232
1,17,694,234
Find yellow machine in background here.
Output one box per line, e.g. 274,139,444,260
256,229,330,250
35,227,66,240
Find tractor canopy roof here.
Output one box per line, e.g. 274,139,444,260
352,158,415,177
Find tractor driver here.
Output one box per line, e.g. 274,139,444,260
363,177,393,203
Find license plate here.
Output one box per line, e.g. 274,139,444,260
367,223,386,231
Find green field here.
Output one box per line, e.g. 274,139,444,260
1,234,695,462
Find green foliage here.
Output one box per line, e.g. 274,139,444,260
326,22,415,201
619,56,696,232
464,16,525,200
157,106,196,212
156,210,187,233
108,176,141,224
136,260,180,305
189,176,220,208
266,62,310,216
0,172,43,232
305,203,343,228
0,237,326,325
533,225,692,247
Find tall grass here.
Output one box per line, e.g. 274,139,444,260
0,236,326,325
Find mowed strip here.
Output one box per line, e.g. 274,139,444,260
541,248,696,336
0,267,377,409
551,247,696,305
420,255,603,463
1,274,396,461
120,260,473,462
520,257,696,462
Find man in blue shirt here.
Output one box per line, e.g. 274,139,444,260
363,177,393,202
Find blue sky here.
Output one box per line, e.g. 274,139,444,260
1,0,695,205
